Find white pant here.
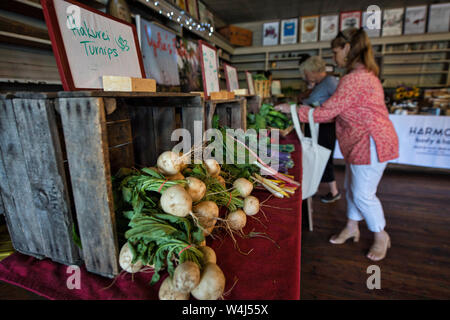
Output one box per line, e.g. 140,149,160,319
344,138,388,232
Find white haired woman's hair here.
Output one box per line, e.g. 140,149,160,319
299,56,327,78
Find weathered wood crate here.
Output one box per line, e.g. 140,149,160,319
0,92,82,266
0,91,204,278
205,97,247,130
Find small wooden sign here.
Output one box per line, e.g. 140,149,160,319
199,40,220,99
102,76,156,92
223,63,239,92
210,91,235,100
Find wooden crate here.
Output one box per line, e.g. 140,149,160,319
205,97,247,130
218,25,252,47
0,92,82,266
254,80,271,98
56,91,204,278
0,91,204,278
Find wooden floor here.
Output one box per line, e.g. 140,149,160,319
0,165,449,300
300,165,450,300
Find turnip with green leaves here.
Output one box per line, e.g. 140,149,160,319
191,263,226,300
243,195,260,216
157,151,182,176
158,276,190,300
173,261,201,293
185,177,206,202
204,159,221,177
119,242,143,273
193,201,219,229
227,209,247,231
233,178,253,198
160,185,192,217
198,246,217,264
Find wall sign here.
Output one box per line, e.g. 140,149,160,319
139,18,180,86
428,3,450,33
280,18,298,45
199,40,219,99
362,10,381,37
382,8,404,37
262,22,279,46
223,63,239,92
41,0,145,90
340,11,361,31
300,16,319,43
404,5,427,35
320,15,339,41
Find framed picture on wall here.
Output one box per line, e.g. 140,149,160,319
320,14,339,41
186,0,199,21
362,10,381,37
246,71,255,95
280,18,298,44
340,11,361,31
428,3,450,33
300,16,319,43
382,8,404,37
223,63,239,91
404,6,427,35
41,0,145,90
175,0,187,11
262,21,279,46
198,40,219,99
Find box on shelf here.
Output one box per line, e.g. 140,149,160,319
211,91,235,100
233,89,248,95
218,25,253,47
254,80,271,98
102,76,156,92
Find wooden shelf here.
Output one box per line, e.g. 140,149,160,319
232,58,266,63
382,71,449,75
269,56,307,61
383,49,450,55
383,84,448,88
270,67,300,71
383,60,450,65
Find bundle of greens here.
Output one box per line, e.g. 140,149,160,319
125,212,204,285
247,103,293,130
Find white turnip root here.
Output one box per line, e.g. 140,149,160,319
193,201,219,229
160,185,192,217
157,151,181,176
191,263,226,300
243,195,260,216
158,276,190,300
233,178,253,198
199,246,217,264
185,177,206,202
227,209,247,231
204,225,215,237
204,159,221,177
178,152,190,170
173,261,201,293
119,243,143,273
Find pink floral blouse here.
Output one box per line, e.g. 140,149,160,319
298,64,399,165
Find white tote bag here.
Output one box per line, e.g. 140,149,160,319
290,105,331,200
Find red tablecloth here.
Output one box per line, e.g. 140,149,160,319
0,133,302,300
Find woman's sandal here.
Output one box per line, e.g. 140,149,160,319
367,232,391,261
329,228,360,244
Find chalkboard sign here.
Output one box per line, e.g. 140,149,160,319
199,40,220,99
246,71,255,95
41,0,145,90
223,63,239,92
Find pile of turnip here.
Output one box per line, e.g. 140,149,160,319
158,245,226,300
115,150,265,300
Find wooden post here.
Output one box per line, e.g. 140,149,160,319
58,97,119,278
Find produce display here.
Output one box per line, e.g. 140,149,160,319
247,103,293,131
110,126,300,300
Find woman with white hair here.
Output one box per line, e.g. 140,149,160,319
297,56,341,203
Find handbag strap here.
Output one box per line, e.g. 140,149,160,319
308,108,319,147
290,104,305,142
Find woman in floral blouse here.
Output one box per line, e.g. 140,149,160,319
277,28,399,261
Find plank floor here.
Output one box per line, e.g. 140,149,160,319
0,165,449,300
300,165,450,300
